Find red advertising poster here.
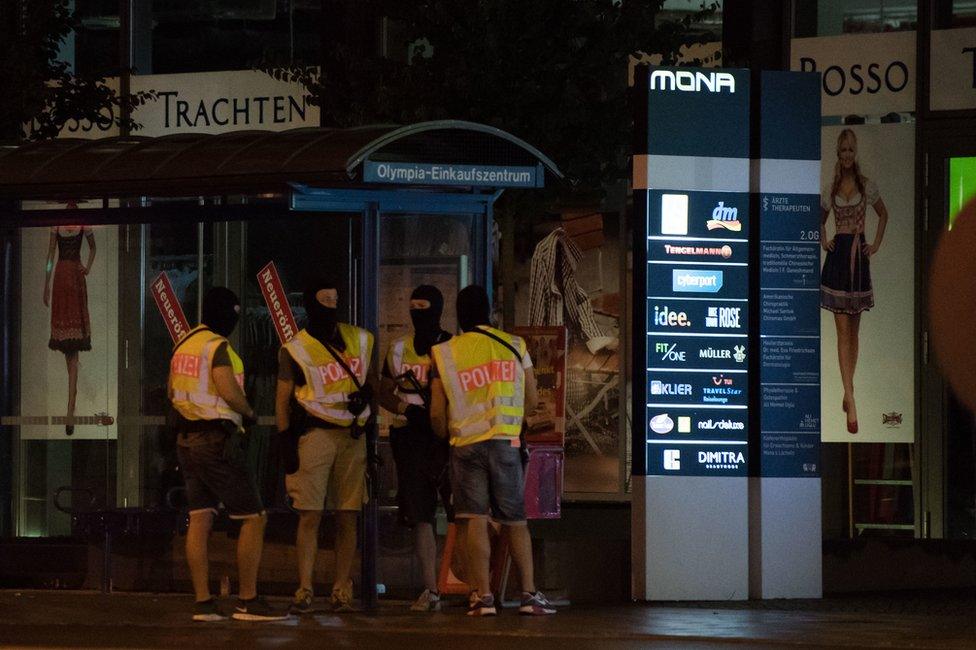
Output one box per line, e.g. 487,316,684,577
149,272,191,343
513,326,567,446
257,261,298,344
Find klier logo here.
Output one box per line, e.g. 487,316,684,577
650,70,736,93
706,202,742,232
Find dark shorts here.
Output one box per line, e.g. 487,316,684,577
389,425,453,527
176,428,264,519
450,438,526,523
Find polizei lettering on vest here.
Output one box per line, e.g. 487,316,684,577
649,70,736,93
458,360,517,392
317,357,363,384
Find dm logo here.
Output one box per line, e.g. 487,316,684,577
672,269,723,293
706,202,742,232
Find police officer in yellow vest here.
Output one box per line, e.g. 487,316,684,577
275,278,376,614
169,287,286,622
430,285,555,617
378,285,453,612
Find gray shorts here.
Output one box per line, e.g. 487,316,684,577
450,438,526,523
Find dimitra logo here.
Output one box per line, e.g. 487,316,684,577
649,413,674,434
705,306,742,329
673,270,723,293
651,380,692,396
650,70,736,94
698,450,745,470
698,419,745,431
656,342,686,362
664,449,681,471
318,358,363,384
699,345,747,363
458,360,516,392
654,305,691,327
706,202,742,232
665,243,733,259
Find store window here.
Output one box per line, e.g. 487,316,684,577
794,1,917,37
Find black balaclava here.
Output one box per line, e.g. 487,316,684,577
303,277,342,350
201,287,241,338
456,285,491,333
410,284,444,355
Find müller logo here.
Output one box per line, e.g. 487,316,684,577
650,70,736,93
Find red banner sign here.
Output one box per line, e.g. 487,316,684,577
257,261,298,344
150,272,191,343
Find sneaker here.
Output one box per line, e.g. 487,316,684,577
519,591,556,616
329,583,357,613
467,592,497,617
410,589,442,612
231,596,290,621
290,587,314,615
192,598,227,622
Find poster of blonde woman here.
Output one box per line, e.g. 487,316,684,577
820,124,914,443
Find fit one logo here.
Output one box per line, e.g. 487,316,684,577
664,449,681,471
655,342,686,362
664,243,733,259
317,357,363,384
673,270,723,293
650,380,692,396
649,413,674,434
457,360,516,392
705,306,741,329
650,70,736,94
697,450,745,470
706,202,742,232
653,305,691,327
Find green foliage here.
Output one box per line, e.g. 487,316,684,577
0,0,154,142
272,0,718,198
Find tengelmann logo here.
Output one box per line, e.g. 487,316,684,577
706,202,742,232
650,70,736,93
673,270,723,293
664,243,733,259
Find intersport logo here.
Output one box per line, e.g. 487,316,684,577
650,70,736,94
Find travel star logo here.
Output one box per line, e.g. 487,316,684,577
706,202,742,232
697,450,745,470
664,243,733,259
702,375,743,404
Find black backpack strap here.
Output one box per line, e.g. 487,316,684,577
469,327,523,363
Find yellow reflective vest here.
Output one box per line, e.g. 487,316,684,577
431,326,528,447
168,325,245,428
285,325,373,427
385,334,434,427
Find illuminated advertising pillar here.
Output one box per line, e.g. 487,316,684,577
632,67,751,600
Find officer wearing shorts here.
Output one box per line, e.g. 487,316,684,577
276,278,376,613
430,285,555,616
170,287,285,622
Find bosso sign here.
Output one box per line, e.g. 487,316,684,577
791,31,916,115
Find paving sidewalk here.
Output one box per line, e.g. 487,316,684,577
1,589,974,649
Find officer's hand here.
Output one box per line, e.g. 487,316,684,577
243,411,258,428
405,404,429,430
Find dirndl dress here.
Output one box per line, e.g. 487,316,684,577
48,227,92,352
820,184,877,315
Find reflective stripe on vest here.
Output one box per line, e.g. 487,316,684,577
431,327,525,446
168,325,244,428
286,324,373,427
387,335,430,426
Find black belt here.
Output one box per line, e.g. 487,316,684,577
306,416,350,431
182,418,234,433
